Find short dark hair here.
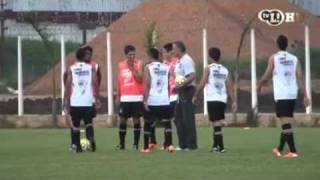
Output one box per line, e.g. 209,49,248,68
76,48,85,60
208,47,221,61
277,35,288,50
163,43,173,52
148,48,160,60
174,41,186,53
124,45,135,55
82,46,93,53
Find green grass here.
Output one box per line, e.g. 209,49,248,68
0,128,319,180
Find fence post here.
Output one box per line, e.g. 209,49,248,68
305,25,312,114
17,36,24,116
202,28,208,115
106,31,114,115
250,29,257,114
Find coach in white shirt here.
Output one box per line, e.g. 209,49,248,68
172,41,197,150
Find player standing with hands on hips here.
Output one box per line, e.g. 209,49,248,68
193,47,236,153
258,35,310,158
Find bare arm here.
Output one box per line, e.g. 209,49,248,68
226,74,237,112
96,66,102,86
143,65,150,106
92,67,99,99
296,60,310,107
258,55,274,92
64,69,72,114
130,63,143,83
193,67,209,101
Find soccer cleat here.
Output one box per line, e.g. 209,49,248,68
115,144,125,150
148,143,157,150
272,148,281,157
219,149,226,153
141,148,151,153
175,147,182,151
211,147,219,153
166,145,175,153
283,152,298,158
69,144,77,152
160,146,165,151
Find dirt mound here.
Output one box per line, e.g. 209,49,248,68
25,0,320,95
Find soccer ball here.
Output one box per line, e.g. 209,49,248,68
175,75,186,85
80,138,90,151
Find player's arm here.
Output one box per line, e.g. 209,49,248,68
63,71,68,85
143,65,150,109
92,67,101,109
226,74,237,113
258,55,274,92
64,69,72,114
296,60,310,107
116,68,121,106
96,65,102,87
131,62,143,83
192,66,209,104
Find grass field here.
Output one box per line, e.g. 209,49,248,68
0,128,319,180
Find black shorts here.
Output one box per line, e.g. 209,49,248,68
143,105,172,122
275,100,296,118
70,106,95,125
119,102,143,118
207,101,226,121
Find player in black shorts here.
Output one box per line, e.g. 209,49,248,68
193,47,236,153
258,35,310,158
64,48,100,153
142,48,174,153
116,45,144,150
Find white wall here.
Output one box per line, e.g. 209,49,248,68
5,0,144,12
5,20,105,42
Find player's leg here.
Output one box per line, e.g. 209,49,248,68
162,105,174,152
70,107,82,152
149,121,157,149
142,106,152,153
132,102,143,150
118,102,128,150
84,107,96,152
274,100,297,157
209,101,226,153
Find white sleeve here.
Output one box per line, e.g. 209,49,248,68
183,58,195,76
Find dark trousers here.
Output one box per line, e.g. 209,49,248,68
175,86,198,149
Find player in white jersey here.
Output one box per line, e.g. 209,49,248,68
258,35,310,158
193,47,236,153
142,48,174,153
64,46,101,151
64,48,100,153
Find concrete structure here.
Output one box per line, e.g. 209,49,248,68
1,0,145,42
290,0,320,16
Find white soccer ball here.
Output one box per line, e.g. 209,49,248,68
175,75,186,85
80,138,90,151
